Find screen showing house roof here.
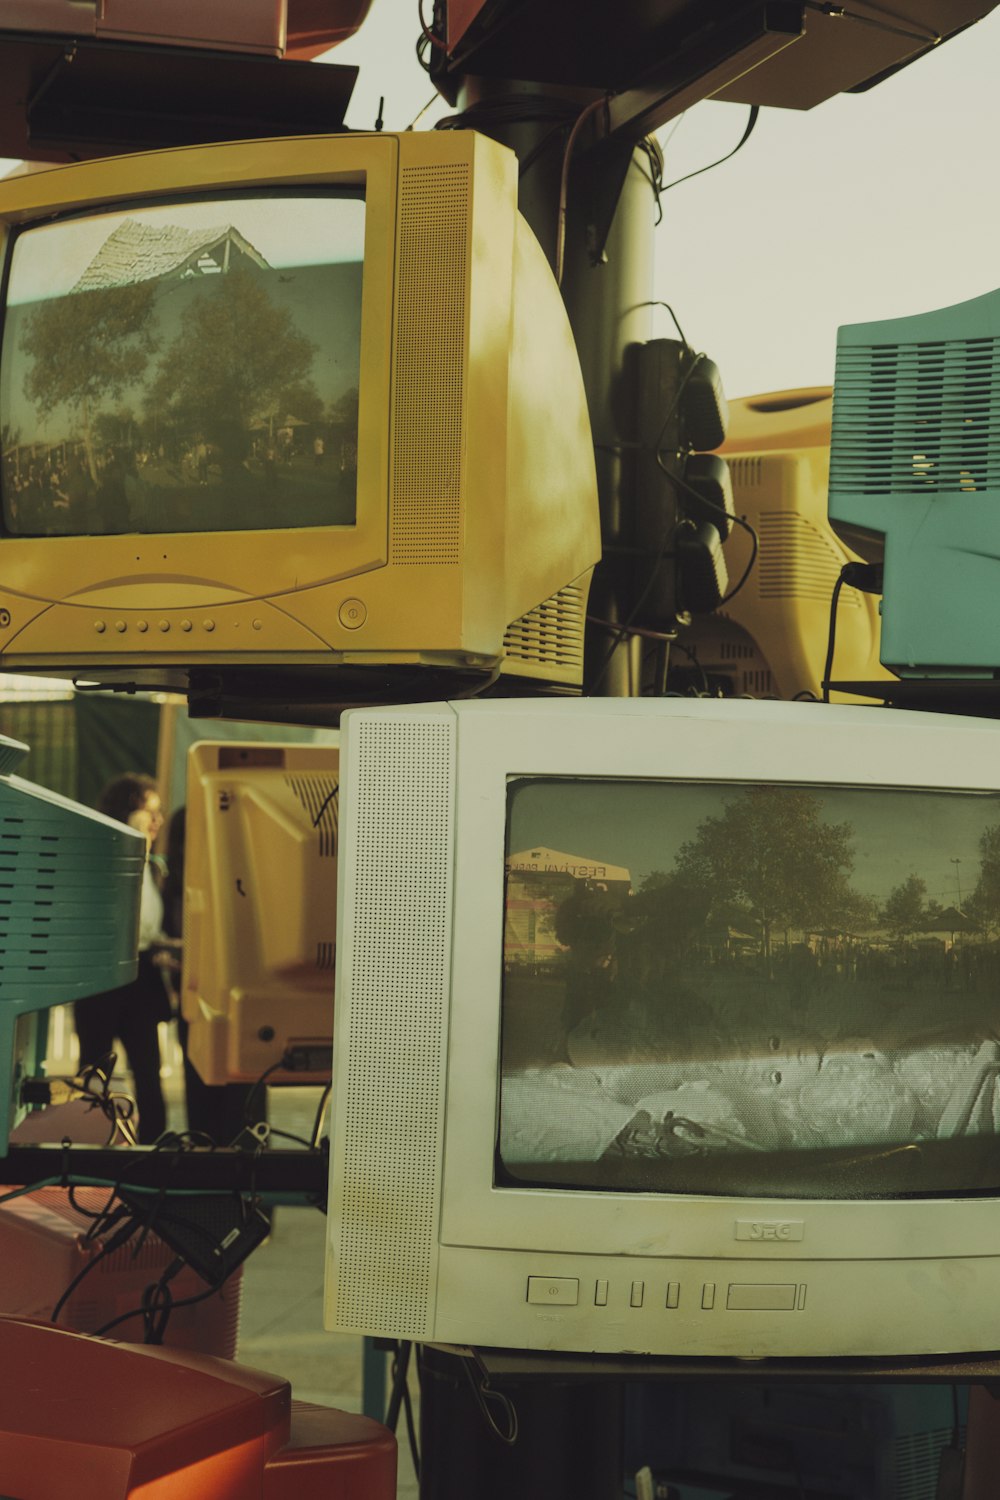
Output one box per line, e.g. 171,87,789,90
0,193,364,536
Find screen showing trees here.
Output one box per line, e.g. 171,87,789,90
0,195,364,535
499,778,1000,1197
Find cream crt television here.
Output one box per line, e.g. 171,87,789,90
181,740,338,1087
326,697,1000,1359
0,130,598,718
679,388,887,702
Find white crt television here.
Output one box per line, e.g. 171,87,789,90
325,697,1000,1359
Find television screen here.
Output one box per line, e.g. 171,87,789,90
0,193,364,537
500,777,1000,1199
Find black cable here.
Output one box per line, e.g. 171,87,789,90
402,1375,421,1481
311,1083,332,1148
660,105,759,195
670,637,711,694
823,569,848,704
822,560,883,701
517,119,572,180
654,446,760,608
417,0,447,53
92,1261,229,1341
241,1057,289,1130
636,137,664,224
68,1181,116,1225
385,1343,422,1478
265,1126,314,1150
636,300,689,347
461,1354,519,1446
311,783,338,828
50,1214,141,1324
385,1339,412,1431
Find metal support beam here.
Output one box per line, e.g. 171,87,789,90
605,3,803,143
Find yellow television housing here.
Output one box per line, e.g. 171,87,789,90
0,131,599,718
182,740,338,1086
678,388,889,702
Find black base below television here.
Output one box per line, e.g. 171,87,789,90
830,678,1000,718
457,1344,1000,1388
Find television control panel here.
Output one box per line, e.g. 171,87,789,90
430,1244,1000,1358
525,1275,808,1313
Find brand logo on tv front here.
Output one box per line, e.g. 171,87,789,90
735,1219,804,1242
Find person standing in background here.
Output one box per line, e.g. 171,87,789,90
74,773,170,1143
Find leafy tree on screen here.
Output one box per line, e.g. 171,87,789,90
881,873,928,940
20,283,158,481
672,786,858,956
965,823,1000,936
150,269,317,467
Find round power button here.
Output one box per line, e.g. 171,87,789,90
338,598,367,630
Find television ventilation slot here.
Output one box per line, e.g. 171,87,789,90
727,455,763,491
503,581,587,670
0,738,29,776
757,513,857,605
893,1425,957,1500
285,774,338,859
830,336,1000,497
315,940,335,971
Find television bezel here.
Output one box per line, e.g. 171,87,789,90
441,699,1000,1260
0,135,395,599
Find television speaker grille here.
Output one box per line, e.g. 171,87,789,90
830,336,1000,498
333,718,453,1338
390,164,470,566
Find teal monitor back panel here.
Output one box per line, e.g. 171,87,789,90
0,733,145,1149
828,287,1000,677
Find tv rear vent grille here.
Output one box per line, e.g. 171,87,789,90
503,580,587,670
893,1425,955,1499
830,336,1000,497
391,164,469,566
285,773,338,859
334,718,453,1339
315,940,335,971
757,512,857,605
727,455,763,491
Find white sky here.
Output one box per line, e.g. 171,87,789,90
328,0,1000,400
2,2,997,397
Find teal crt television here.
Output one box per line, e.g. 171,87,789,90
828,286,1000,678
0,734,144,1150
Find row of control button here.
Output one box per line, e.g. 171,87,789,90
90,599,368,634
526,1277,807,1312
93,618,249,634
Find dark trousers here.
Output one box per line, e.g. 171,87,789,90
74,952,168,1144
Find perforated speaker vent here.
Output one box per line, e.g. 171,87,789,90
757,512,857,606
285,773,338,859
334,718,453,1338
831,336,1000,497
390,164,469,566
503,578,588,672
